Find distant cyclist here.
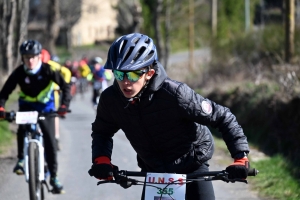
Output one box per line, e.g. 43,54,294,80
88,33,251,200
0,40,71,194
78,59,92,95
90,57,112,109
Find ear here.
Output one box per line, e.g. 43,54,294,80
145,69,155,80
38,54,42,60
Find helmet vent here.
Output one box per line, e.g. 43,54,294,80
143,50,154,62
144,38,150,44
119,40,128,54
132,37,140,44
132,46,146,63
25,43,33,50
122,46,134,66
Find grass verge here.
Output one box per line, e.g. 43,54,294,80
0,90,19,155
0,121,12,154
251,155,300,200
213,133,300,200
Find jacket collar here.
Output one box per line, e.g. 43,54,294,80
147,61,168,93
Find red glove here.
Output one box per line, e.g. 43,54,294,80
226,157,250,179
57,105,67,117
88,156,114,180
0,107,5,120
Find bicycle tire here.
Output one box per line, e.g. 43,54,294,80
28,142,42,200
96,89,102,104
41,184,45,200
79,80,84,94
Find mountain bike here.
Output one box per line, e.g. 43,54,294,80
4,110,62,200
96,167,259,200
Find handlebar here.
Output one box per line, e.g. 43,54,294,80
3,110,72,122
186,167,258,179
96,168,259,186
114,168,258,178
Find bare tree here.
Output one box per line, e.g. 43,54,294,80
0,0,29,86
115,0,142,35
14,0,29,67
163,0,171,69
59,0,81,51
44,0,60,55
285,0,295,63
143,0,164,62
0,0,16,77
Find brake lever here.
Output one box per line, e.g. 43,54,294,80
211,176,248,184
209,173,248,184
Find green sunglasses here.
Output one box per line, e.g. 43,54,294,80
113,69,149,82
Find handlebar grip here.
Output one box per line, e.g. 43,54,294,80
248,168,259,176
4,111,16,122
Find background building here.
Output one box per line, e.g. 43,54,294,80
28,0,118,46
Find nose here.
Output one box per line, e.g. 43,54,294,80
123,75,131,84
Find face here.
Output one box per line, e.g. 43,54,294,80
115,68,155,98
23,54,41,70
94,63,101,70
65,60,72,67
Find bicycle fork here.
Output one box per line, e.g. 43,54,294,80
23,138,45,182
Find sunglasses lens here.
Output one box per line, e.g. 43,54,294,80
113,70,124,81
114,69,148,82
127,71,143,82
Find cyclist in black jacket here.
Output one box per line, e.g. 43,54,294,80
88,33,250,200
0,40,71,194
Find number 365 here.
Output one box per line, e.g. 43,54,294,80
157,188,174,195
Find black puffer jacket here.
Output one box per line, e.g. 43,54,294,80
91,62,249,173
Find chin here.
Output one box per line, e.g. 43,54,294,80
124,94,134,98
122,92,136,99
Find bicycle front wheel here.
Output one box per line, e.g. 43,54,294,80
28,142,43,200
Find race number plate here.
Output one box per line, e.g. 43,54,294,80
15,111,38,124
145,173,186,200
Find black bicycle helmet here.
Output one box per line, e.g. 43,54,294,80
91,57,103,65
104,33,157,71
20,40,42,55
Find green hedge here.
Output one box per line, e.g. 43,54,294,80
206,82,300,178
